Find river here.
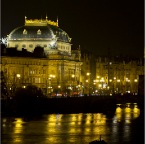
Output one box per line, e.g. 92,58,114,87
1,103,144,144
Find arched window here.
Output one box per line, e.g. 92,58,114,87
37,29,41,35
23,29,27,34
29,44,33,48
22,44,26,47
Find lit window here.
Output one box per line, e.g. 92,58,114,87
37,29,41,35
23,29,27,34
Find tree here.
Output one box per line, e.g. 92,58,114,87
0,71,8,99
33,46,46,57
14,85,44,115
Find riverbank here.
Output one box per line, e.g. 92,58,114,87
1,95,143,117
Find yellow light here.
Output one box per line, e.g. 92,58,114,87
114,77,116,80
125,107,131,113
98,84,102,87
16,74,21,78
97,76,100,78
117,79,120,82
72,74,75,78
116,107,122,113
134,79,138,82
86,73,90,76
23,85,26,88
109,79,112,82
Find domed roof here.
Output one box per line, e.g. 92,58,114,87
8,18,71,43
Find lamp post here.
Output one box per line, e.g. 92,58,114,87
134,79,138,94
71,74,75,96
46,74,55,97
125,78,130,93
113,77,116,94
86,72,91,96
117,79,120,93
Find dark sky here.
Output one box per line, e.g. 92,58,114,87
1,0,144,57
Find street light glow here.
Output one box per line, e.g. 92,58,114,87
86,73,90,76
16,74,21,78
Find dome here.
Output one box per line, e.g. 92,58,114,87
8,18,71,43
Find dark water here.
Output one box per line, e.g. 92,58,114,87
1,103,144,144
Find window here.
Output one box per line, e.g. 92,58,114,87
15,44,18,47
22,44,26,48
37,29,41,35
35,78,40,83
30,70,34,74
29,44,33,48
23,29,27,34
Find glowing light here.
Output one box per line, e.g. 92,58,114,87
116,107,122,113
72,74,75,78
23,85,26,88
117,79,120,82
134,79,138,82
125,107,131,113
86,72,91,76
16,74,21,78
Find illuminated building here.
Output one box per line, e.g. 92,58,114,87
1,17,82,96
95,56,144,94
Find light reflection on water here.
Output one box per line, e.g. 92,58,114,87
2,103,141,144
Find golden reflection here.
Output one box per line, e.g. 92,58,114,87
125,113,131,119
84,127,91,134
70,121,76,125
116,113,122,122
72,114,77,121
48,114,57,122
126,103,131,107
86,120,91,125
14,118,23,130
93,126,106,135
13,118,23,143
125,119,131,123
125,107,131,113
69,128,76,133
13,138,22,143
116,107,122,113
133,107,140,119
47,122,56,127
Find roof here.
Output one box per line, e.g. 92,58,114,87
8,24,71,43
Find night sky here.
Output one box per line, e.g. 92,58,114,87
1,0,144,57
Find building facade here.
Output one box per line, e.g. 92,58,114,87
1,17,82,96
95,56,144,94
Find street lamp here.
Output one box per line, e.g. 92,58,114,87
134,79,138,94
46,74,56,96
126,78,130,93
16,74,21,78
117,79,120,93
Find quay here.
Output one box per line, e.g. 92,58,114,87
1,95,143,116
